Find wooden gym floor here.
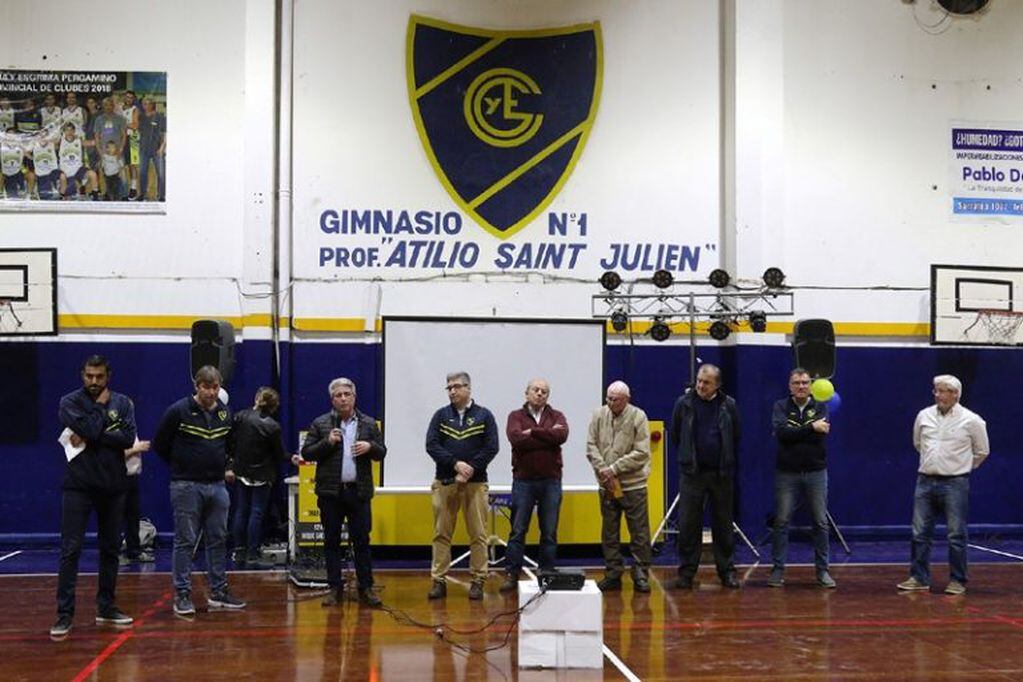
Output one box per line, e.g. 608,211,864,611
3,556,1023,681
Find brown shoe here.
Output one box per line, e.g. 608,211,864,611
499,575,519,593
321,588,342,607
358,588,382,608
427,580,447,600
468,580,485,600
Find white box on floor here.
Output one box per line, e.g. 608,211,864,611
518,579,603,669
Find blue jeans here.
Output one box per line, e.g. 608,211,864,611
910,474,970,585
171,480,230,595
772,469,830,574
137,149,165,199
506,478,562,575
232,483,271,557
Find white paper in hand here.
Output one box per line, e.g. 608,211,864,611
59,428,85,462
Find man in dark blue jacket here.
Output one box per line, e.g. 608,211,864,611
769,368,834,588
154,365,244,617
51,355,138,638
670,364,742,589
425,371,499,600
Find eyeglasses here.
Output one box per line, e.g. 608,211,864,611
445,383,467,391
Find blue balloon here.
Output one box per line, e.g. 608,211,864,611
827,391,841,416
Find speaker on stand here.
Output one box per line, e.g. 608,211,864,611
190,319,236,384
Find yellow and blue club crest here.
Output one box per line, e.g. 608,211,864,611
407,15,602,239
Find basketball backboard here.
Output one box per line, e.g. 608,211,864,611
931,264,1023,346
0,248,57,336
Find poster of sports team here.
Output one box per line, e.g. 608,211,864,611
0,70,166,206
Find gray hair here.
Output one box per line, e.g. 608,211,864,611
446,371,471,386
607,380,630,397
933,374,962,397
328,377,356,397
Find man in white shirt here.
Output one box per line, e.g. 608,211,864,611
897,375,989,596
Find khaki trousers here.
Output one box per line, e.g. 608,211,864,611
431,480,489,582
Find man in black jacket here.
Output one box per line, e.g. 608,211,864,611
51,355,137,638
300,377,386,607
154,365,245,617
769,368,834,588
670,364,742,589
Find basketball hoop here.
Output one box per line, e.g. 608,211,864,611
966,308,1023,345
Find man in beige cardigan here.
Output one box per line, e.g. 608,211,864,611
586,380,652,593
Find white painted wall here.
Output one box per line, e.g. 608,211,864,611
0,0,274,334
3,0,1022,336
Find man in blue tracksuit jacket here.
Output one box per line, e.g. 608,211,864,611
425,371,499,601
154,365,244,617
51,355,137,638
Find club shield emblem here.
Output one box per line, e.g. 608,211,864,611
407,15,602,239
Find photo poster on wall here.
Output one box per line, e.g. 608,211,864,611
949,120,1023,222
0,69,167,208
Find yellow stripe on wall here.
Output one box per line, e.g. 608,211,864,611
55,313,928,338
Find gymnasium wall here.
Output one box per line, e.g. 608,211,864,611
2,0,1023,541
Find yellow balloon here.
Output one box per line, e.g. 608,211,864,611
811,379,835,402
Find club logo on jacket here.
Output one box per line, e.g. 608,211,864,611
218,410,228,421
108,409,118,420
406,14,602,239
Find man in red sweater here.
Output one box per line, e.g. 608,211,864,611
500,379,569,592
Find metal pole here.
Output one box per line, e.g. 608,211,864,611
689,292,697,386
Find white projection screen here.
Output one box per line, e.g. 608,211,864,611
382,318,605,490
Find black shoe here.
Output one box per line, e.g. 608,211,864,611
321,588,342,607
96,607,134,626
359,588,382,608
208,589,246,609
633,576,651,593
597,576,623,592
50,615,73,637
499,575,519,593
173,591,195,616
427,580,447,600
468,580,485,600
674,576,695,590
721,574,741,589
128,189,137,200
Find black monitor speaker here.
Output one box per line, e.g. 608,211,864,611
792,319,835,379
190,319,235,385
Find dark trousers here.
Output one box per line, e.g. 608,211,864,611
318,485,373,590
232,483,272,557
57,488,126,617
506,478,562,575
123,476,141,557
677,471,736,580
599,487,652,579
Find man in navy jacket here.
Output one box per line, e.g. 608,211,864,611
154,365,244,617
51,355,137,638
425,371,499,600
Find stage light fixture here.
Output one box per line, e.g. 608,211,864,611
763,267,786,289
599,271,622,291
709,320,731,341
749,310,768,333
610,311,629,332
651,269,674,289
708,269,731,289
649,318,671,342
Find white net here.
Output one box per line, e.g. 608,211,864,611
974,309,1023,345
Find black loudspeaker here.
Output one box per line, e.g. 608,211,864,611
793,319,836,379
190,319,235,384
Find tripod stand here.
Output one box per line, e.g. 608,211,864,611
451,493,538,570
652,492,761,558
